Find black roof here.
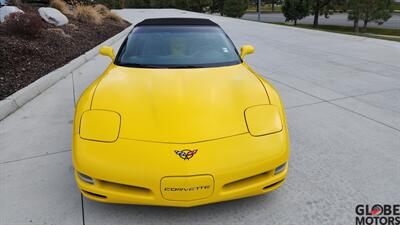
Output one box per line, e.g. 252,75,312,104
135,18,219,27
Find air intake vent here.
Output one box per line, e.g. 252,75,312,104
223,170,273,191
97,180,152,197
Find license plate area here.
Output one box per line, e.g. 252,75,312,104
161,175,214,201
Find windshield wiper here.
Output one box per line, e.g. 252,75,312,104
118,63,163,68
118,63,206,69
167,65,205,69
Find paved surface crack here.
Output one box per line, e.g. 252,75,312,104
0,149,71,165
286,101,326,110
81,193,86,225
268,76,400,133
328,102,400,133
327,88,400,102
72,72,77,108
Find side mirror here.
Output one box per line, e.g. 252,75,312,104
99,46,115,60
240,45,255,59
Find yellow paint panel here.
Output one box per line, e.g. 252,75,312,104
245,105,283,136
80,110,121,142
91,64,269,143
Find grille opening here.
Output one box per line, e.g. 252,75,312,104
263,179,284,190
223,170,272,191
97,180,152,196
82,190,107,199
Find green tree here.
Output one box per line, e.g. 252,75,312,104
187,0,212,12
211,0,224,15
347,0,361,32
307,0,335,27
282,0,308,25
124,0,150,8
222,0,249,17
106,0,214,12
175,0,190,9
348,0,393,32
94,0,123,8
149,0,174,7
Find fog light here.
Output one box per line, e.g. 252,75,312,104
274,163,286,175
78,172,95,184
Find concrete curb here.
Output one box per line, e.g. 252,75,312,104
0,24,133,121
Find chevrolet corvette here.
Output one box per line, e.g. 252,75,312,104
72,18,289,207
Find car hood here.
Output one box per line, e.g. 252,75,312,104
91,64,269,143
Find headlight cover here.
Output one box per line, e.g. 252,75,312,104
79,110,121,142
245,104,283,136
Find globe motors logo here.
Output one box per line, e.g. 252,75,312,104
355,204,400,225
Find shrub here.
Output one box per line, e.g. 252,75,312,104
4,12,44,38
223,0,248,17
105,11,124,23
50,0,72,15
94,4,109,15
74,4,103,24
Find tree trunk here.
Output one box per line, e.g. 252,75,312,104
313,10,319,27
272,0,275,12
353,18,359,33
294,19,297,26
362,20,368,33
119,0,125,8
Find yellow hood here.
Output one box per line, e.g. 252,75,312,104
91,64,269,143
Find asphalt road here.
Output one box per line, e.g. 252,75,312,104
1,9,400,225
242,12,400,29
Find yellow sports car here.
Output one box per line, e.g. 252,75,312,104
73,18,289,207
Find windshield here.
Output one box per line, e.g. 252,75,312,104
115,26,242,68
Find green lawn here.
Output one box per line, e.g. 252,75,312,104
271,23,400,42
393,2,400,11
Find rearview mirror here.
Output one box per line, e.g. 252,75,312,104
99,46,115,60
240,45,255,58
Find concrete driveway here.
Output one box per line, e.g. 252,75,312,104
242,12,400,29
1,9,400,225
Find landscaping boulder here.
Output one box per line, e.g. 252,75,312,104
0,6,23,23
38,7,68,26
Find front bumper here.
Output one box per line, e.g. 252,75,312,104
73,131,289,207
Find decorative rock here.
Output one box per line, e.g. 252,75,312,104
38,7,68,27
0,6,23,23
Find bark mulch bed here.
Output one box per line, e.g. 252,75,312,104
0,5,130,100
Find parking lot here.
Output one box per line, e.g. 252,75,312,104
1,9,399,225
